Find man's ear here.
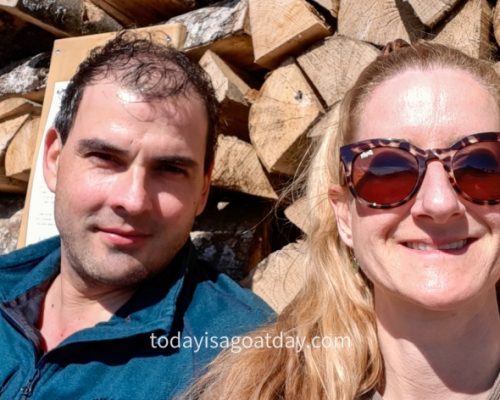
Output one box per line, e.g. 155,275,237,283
328,184,353,248
195,161,213,216
43,128,62,193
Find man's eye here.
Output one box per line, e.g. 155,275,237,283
87,152,119,165
158,164,188,175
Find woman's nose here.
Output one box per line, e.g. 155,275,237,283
411,161,466,223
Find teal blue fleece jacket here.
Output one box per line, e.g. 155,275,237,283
0,236,273,399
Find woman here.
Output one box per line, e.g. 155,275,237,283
183,40,500,399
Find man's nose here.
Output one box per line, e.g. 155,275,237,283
109,166,153,215
410,161,465,223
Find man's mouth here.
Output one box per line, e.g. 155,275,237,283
97,227,152,246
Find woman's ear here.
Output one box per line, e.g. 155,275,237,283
43,128,62,193
328,184,354,248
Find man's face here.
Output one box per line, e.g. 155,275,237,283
43,80,211,288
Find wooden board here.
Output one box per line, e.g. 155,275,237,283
89,0,196,27
17,23,186,248
249,0,332,68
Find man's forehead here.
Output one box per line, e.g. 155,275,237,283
80,80,201,123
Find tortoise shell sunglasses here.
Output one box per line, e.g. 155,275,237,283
339,132,500,209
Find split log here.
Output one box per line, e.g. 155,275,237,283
406,0,462,27
199,50,251,140
0,0,122,37
297,34,379,107
337,0,425,47
191,195,272,281
89,0,199,27
243,240,306,312
0,113,29,161
0,53,49,102
0,97,40,122
170,0,254,69
249,59,324,175
5,115,39,181
212,135,278,200
432,0,492,59
494,62,500,76
495,3,500,47
331,0,339,17
0,165,26,192
284,197,309,234
249,0,331,69
308,0,333,13
306,101,340,138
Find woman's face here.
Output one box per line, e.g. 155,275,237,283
331,67,500,311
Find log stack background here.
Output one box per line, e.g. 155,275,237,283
1,0,499,309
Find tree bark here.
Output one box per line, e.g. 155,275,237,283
0,0,122,37
170,0,255,69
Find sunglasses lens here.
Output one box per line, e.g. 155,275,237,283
352,147,419,205
453,141,500,201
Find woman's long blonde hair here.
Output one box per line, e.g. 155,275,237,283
181,41,500,400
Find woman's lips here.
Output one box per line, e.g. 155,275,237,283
405,239,467,251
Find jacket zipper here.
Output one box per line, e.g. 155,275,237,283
0,306,43,399
19,368,40,400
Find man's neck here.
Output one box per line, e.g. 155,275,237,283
38,269,135,352
375,288,500,400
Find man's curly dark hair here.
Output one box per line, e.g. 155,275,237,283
54,31,219,171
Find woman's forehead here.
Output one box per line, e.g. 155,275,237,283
353,67,500,147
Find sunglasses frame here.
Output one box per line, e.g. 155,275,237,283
340,132,500,209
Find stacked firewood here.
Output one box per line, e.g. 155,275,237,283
0,0,499,308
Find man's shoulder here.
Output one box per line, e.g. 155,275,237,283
0,236,60,296
0,236,60,269
186,258,275,334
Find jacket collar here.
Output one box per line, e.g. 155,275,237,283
1,236,197,344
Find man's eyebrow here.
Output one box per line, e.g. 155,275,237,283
76,138,200,168
76,138,128,156
153,156,199,168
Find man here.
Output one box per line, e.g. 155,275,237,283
0,32,272,399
